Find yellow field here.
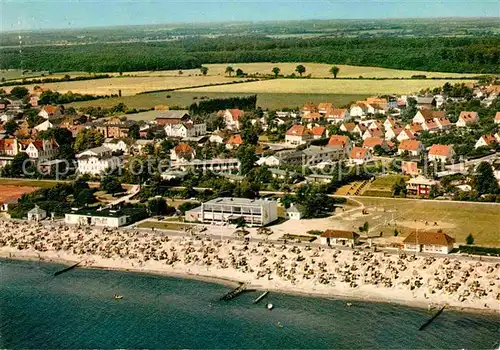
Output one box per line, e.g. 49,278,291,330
10,76,248,96
118,63,481,79
184,78,477,95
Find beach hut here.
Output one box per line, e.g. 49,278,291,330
27,205,47,221
320,230,360,247
286,203,304,220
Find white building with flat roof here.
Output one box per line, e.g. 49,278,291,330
65,208,129,227
187,197,278,227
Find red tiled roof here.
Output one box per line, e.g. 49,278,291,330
174,143,194,155
326,108,346,117
479,135,497,145
228,109,243,121
350,146,369,159
401,161,419,175
286,125,311,137
317,103,333,110
226,134,243,145
328,135,350,147
42,105,58,115
458,111,478,124
303,112,321,120
363,137,384,148
429,144,453,157
341,122,355,131
399,139,422,151
310,126,326,137
495,112,500,121
403,231,455,246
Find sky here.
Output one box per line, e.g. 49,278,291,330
1,0,499,32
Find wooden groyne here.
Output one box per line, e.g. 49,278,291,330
419,306,446,331
253,291,269,304
220,283,247,301
54,260,83,277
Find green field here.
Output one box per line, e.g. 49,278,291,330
362,175,407,197
69,91,368,111
136,220,192,231
347,197,500,247
0,178,63,188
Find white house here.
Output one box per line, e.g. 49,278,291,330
456,111,479,127
65,208,129,227
327,135,352,155
24,140,58,161
34,120,54,132
349,147,372,165
428,144,454,163
170,143,196,162
285,125,313,145
38,105,61,119
397,139,424,157
27,205,47,221
76,146,121,176
102,138,131,154
218,109,243,131
164,122,206,138
474,135,497,149
320,230,360,247
397,129,415,142
403,231,455,254
286,203,304,220
325,108,350,124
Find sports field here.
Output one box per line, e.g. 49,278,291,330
9,76,248,96
0,185,39,204
335,197,500,247
184,78,477,95
116,63,481,79
69,91,368,111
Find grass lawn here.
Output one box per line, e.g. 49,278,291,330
69,91,368,111
280,234,317,242
136,220,192,231
0,178,63,188
347,197,500,247
363,175,407,197
184,78,477,95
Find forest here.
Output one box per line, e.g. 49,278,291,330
0,36,498,74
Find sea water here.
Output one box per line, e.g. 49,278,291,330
0,259,498,349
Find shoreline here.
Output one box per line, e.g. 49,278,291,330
2,251,498,316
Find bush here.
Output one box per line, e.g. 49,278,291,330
458,245,500,257
465,234,474,245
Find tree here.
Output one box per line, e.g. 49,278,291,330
148,197,169,216
329,66,340,78
237,145,258,176
9,86,29,99
272,67,281,78
465,234,474,245
72,188,96,207
472,162,499,195
99,176,123,194
73,129,104,152
128,124,140,139
235,68,244,77
225,66,234,77
200,66,209,76
295,65,306,76
5,120,18,135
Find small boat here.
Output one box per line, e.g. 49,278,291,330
267,303,273,310
113,295,123,300
346,302,352,307
277,322,283,328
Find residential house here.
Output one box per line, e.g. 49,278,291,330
403,231,455,254
170,143,196,162
475,135,497,149
285,125,313,145
456,111,479,127
349,147,372,165
317,103,334,115
0,138,19,156
96,120,136,139
416,96,436,110
218,109,243,131
155,110,191,126
398,139,424,157
164,121,206,138
225,134,243,150
76,146,121,176
286,203,304,220
102,138,132,154
362,128,384,140
24,139,58,161
325,108,350,124
401,161,421,176
428,144,454,163
27,205,47,221
33,120,54,132
327,135,352,155
362,137,387,151
397,129,416,142
302,112,322,124
383,117,397,130
385,125,404,141
310,126,326,139
38,105,62,119
368,120,383,130
131,139,156,155
301,145,344,166
349,102,368,118
340,122,356,133
0,112,16,123
301,103,317,116
209,130,226,144
366,97,389,111
320,230,360,247
495,112,500,125
29,95,40,107
406,175,437,197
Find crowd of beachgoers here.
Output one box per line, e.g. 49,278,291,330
0,219,498,312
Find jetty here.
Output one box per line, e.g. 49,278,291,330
54,260,84,277
220,283,247,301
253,291,269,304
418,305,446,331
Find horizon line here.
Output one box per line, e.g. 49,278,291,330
1,16,499,34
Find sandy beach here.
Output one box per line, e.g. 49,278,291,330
0,219,499,313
